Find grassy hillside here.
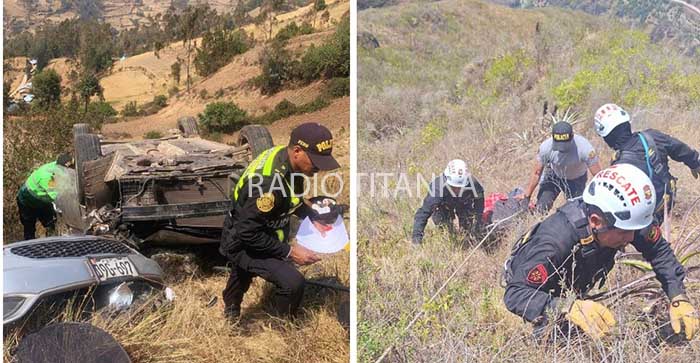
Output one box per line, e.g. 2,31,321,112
358,0,700,361
487,0,700,57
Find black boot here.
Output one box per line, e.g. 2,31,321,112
224,305,241,324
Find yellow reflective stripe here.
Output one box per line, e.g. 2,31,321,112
276,229,284,242
263,146,285,176
233,147,276,200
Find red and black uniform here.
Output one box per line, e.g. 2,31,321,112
606,125,700,222
503,199,686,326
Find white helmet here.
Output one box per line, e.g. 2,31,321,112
594,103,630,137
444,159,470,188
583,163,655,230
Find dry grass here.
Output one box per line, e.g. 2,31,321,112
359,0,700,361
4,252,350,363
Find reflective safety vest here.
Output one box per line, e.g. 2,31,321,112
24,161,59,204
232,146,302,241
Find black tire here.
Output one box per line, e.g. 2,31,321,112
14,322,131,363
238,125,273,160
177,116,199,137
73,123,90,137
75,134,102,204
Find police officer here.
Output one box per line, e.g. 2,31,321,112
593,103,700,222
503,164,698,340
518,121,602,213
412,159,484,245
219,122,341,321
17,154,73,240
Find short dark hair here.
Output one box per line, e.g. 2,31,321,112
56,153,72,167
584,203,616,227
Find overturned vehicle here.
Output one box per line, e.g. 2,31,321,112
57,119,274,250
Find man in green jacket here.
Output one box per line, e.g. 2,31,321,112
17,154,73,240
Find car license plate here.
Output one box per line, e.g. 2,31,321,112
88,257,138,282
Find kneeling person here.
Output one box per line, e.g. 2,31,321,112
219,123,340,321
503,164,698,340
412,159,484,245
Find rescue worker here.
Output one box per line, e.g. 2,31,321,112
17,154,73,240
517,121,602,213
503,164,698,340
219,122,341,322
412,159,484,245
593,103,700,222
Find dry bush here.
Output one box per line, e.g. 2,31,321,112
359,0,700,361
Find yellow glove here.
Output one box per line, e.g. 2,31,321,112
566,300,616,339
670,295,699,340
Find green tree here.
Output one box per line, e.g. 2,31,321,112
257,43,296,94
32,69,63,109
78,21,114,74
198,101,249,133
314,0,327,11
77,73,103,112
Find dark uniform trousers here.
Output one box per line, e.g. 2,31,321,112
535,174,588,213
223,251,305,316
17,185,56,240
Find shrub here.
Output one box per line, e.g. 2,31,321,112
168,86,180,97
325,77,350,98
198,101,248,133
274,21,315,43
214,88,225,98
122,101,139,117
297,16,349,82
86,101,117,129
257,43,297,95
144,131,163,139
153,95,168,108
199,89,209,99
205,131,223,142
314,0,327,11
298,97,330,113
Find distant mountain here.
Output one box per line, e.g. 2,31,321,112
486,0,700,56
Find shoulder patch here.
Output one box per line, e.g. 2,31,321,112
646,225,661,244
526,264,548,285
256,193,275,213
588,150,596,160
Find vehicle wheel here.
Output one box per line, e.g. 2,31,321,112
14,322,131,363
177,116,199,137
75,134,102,205
72,123,90,137
238,125,273,160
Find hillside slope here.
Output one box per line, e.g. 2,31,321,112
358,0,700,362
486,0,700,56
3,0,236,34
